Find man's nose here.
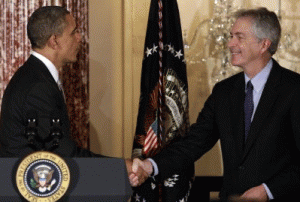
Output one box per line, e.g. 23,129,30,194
76,32,82,43
227,36,236,48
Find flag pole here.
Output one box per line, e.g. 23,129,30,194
158,0,164,149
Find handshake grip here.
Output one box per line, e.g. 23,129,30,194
25,110,63,151
127,158,154,187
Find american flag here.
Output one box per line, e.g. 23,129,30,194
131,0,194,201
143,120,158,155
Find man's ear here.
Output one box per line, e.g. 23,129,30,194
47,35,59,50
260,38,272,54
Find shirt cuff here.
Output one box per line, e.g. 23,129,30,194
263,183,274,200
147,158,159,176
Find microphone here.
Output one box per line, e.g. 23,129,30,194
25,110,39,149
48,110,63,151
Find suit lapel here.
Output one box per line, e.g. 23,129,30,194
242,59,281,160
230,73,245,159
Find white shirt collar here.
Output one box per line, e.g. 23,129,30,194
31,51,59,83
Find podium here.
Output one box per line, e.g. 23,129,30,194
0,158,133,201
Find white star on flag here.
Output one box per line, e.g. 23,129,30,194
175,50,183,59
134,193,141,202
152,44,158,53
167,44,175,54
145,47,152,57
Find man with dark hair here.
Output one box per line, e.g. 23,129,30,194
0,6,144,186
0,6,92,157
27,6,71,49
132,7,300,202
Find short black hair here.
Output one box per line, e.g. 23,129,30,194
27,6,70,49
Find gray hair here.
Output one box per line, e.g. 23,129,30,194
234,7,281,55
27,6,70,49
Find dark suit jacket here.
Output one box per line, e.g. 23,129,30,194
152,59,300,200
0,55,103,158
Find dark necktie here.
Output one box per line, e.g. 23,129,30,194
244,81,254,141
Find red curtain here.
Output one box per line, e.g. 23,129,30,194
0,0,90,149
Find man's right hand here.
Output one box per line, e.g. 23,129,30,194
130,158,153,187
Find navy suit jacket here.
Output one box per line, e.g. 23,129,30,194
0,55,103,158
152,59,300,200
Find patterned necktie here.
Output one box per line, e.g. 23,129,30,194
244,80,254,141
58,79,66,101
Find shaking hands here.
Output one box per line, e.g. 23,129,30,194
126,158,153,187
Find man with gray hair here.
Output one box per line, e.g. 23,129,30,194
132,7,300,202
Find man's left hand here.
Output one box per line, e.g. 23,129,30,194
239,184,269,202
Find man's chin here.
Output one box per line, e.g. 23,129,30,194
230,59,242,68
66,58,78,64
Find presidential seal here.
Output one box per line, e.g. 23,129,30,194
16,151,70,202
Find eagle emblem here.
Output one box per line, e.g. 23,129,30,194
31,165,56,193
16,151,70,201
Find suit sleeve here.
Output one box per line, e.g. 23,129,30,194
265,86,300,198
152,83,221,178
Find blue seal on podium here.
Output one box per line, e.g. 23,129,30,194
16,151,70,202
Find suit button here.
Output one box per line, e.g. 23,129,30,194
238,166,245,170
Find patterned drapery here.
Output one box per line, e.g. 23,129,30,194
0,0,89,149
